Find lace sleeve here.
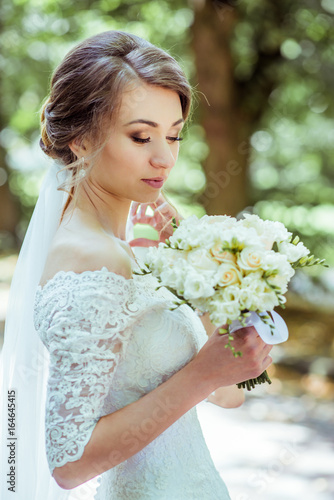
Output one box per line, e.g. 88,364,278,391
34,269,144,473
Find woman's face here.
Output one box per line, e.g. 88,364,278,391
90,82,184,204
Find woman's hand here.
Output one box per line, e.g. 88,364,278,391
129,194,182,248
191,326,273,391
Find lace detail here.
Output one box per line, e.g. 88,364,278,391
34,267,230,498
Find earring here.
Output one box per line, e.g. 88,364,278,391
78,157,86,178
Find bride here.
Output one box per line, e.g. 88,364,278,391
0,31,272,499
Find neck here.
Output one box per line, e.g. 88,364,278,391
73,181,131,241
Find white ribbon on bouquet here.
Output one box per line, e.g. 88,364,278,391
229,310,289,345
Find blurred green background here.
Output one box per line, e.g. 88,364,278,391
1,0,334,389
1,0,334,393
0,0,333,497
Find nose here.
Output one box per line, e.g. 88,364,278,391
149,140,177,170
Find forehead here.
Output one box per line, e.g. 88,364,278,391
117,83,182,123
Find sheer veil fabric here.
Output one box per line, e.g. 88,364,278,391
0,164,101,500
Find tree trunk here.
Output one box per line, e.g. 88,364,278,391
190,0,251,216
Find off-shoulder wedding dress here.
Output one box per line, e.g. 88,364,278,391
33,267,231,499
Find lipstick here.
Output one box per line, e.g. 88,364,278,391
142,178,165,188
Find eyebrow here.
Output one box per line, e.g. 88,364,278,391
124,118,184,128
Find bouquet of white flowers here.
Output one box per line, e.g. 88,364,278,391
139,213,326,390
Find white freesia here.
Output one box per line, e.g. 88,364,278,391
159,258,190,291
208,290,240,322
278,241,310,262
238,286,255,310
240,213,292,249
221,285,241,302
200,214,237,225
266,273,289,293
238,274,264,309
145,245,164,274
187,248,220,273
257,286,280,311
262,252,295,281
218,226,260,250
183,271,215,300
146,245,180,274
169,215,215,249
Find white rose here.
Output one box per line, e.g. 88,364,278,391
216,263,242,287
210,245,237,264
237,246,266,271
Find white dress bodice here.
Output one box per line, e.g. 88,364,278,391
34,268,230,499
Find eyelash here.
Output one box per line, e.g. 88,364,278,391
131,136,183,144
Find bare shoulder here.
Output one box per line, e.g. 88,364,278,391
39,228,132,287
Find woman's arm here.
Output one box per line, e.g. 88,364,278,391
207,386,245,408
53,358,210,489
53,325,272,489
199,312,245,408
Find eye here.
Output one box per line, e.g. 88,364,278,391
131,136,184,144
166,136,183,142
131,136,151,144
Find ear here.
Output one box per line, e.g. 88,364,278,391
68,138,87,158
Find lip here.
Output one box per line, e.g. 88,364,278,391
141,177,166,189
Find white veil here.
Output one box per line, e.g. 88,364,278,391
0,164,98,500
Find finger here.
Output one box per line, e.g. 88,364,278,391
130,203,151,224
139,204,150,218
130,202,141,220
154,201,171,213
262,344,273,356
262,354,273,370
129,238,160,248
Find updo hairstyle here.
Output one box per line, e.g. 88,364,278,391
39,30,193,217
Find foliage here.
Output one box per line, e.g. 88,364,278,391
228,0,334,266
0,0,333,273
0,0,197,227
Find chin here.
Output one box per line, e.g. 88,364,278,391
134,191,161,204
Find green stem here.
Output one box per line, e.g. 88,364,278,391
237,370,272,391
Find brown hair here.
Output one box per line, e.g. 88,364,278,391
40,30,193,219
